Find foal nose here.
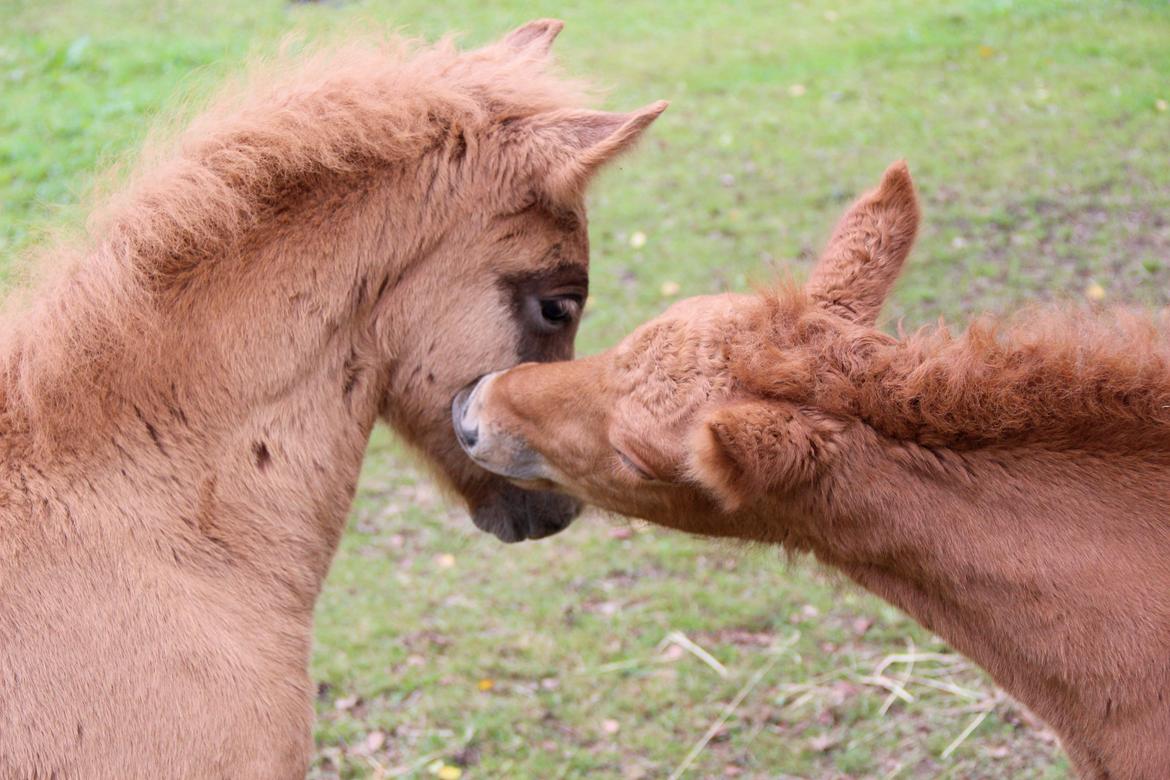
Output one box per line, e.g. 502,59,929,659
452,380,482,451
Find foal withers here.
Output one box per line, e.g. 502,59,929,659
457,163,1170,780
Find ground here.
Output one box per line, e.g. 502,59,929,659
3,1,1169,777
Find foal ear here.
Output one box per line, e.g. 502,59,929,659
805,161,920,325
539,101,669,199
501,18,564,56
688,401,842,513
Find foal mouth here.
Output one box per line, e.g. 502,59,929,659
470,484,582,544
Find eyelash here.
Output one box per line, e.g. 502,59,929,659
615,449,655,481
539,296,581,325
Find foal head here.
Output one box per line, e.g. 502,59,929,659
369,21,666,542
452,163,919,536
27,20,667,544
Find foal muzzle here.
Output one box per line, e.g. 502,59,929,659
452,373,575,542
452,373,551,483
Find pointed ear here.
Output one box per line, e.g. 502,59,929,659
688,401,841,512
501,18,565,56
805,161,920,325
536,101,669,199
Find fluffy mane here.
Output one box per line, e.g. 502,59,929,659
0,29,592,444
740,287,1170,451
89,32,589,278
11,31,589,306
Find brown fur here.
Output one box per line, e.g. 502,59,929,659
740,289,1170,453
0,20,665,778
460,162,1170,779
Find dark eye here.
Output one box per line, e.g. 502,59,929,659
539,296,580,326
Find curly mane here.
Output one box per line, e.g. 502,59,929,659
739,288,1170,452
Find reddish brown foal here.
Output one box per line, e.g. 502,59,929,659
457,163,1170,780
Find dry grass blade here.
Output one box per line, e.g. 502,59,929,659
667,632,799,780
860,674,915,705
865,648,1006,761
879,639,916,714
866,649,984,703
911,676,983,701
873,651,964,677
659,630,730,678
941,707,993,758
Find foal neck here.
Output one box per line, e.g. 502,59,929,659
6,172,426,611
809,427,1170,778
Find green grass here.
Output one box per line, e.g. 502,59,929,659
5,0,1170,777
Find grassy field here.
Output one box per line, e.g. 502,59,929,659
4,0,1169,777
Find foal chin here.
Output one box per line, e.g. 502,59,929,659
452,374,582,543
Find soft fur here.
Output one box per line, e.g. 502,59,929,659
463,162,1170,779
0,20,665,778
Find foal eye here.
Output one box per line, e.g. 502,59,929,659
539,297,579,325
616,449,656,481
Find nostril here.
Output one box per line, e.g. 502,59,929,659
458,421,479,449
451,384,481,451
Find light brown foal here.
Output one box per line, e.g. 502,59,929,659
0,21,665,779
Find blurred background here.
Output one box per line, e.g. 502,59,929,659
3,1,1168,777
